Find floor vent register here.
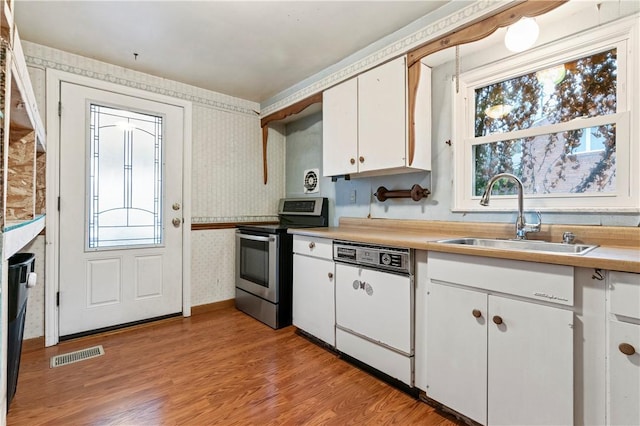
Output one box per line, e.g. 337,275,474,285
50,345,105,368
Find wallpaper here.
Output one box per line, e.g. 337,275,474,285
21,42,286,339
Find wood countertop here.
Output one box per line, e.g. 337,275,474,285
289,218,640,274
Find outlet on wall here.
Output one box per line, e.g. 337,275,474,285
350,189,357,204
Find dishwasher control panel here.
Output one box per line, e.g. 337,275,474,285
333,241,411,274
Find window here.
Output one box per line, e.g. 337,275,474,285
453,19,638,212
88,104,164,249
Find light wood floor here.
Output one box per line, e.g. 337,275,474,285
8,307,459,425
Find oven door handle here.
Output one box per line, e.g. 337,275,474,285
238,233,274,243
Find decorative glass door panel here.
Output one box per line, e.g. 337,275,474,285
88,104,163,249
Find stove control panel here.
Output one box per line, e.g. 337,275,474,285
333,241,411,274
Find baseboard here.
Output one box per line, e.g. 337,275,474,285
22,336,46,352
20,300,235,349
191,298,235,315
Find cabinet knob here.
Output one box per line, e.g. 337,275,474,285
328,272,334,279
359,156,365,163
492,315,503,325
472,309,482,318
350,158,356,165
308,242,315,249
619,343,636,356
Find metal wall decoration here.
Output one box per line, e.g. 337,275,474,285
374,184,431,202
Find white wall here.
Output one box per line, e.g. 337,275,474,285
22,42,285,339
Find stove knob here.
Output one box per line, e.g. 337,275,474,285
381,253,392,265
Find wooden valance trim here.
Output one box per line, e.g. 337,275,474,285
191,221,279,231
406,0,567,156
260,92,323,128
260,92,323,185
407,0,568,67
407,63,421,166
262,125,268,185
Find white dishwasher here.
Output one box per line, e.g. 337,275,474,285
333,241,414,386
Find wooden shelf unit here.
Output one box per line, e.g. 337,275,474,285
1,0,46,256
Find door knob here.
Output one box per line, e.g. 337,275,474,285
472,309,482,318
328,272,334,279
172,218,181,227
172,202,181,211
350,158,356,165
492,315,503,325
359,156,365,163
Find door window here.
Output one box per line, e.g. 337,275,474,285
88,104,164,249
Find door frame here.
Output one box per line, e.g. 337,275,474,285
45,69,193,347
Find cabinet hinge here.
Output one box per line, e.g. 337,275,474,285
58,101,62,117
56,291,60,307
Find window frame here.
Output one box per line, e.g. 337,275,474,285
452,18,639,213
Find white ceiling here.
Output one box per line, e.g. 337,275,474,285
15,1,450,103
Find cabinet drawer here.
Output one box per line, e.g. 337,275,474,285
293,235,333,259
428,252,574,306
610,271,640,319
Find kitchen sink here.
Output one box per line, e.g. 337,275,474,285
436,237,598,255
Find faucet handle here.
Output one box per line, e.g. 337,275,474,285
562,231,576,244
525,211,542,234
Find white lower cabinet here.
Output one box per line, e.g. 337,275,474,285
609,319,640,425
292,236,335,346
426,252,574,426
487,296,573,425
608,271,640,426
426,283,487,424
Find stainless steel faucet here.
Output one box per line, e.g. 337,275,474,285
480,173,541,240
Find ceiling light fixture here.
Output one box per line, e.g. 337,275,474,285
504,17,539,53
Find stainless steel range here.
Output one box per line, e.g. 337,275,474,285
235,198,329,328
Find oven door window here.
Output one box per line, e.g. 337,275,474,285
239,238,270,287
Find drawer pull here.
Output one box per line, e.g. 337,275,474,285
308,242,315,249
492,315,503,325
619,343,636,356
328,272,334,279
472,309,482,318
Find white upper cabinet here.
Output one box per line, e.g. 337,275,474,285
323,78,358,176
322,56,431,177
357,56,406,173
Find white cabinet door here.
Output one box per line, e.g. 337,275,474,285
322,78,358,177
335,263,412,354
426,282,488,425
292,253,335,346
358,56,407,172
609,320,640,426
488,296,573,426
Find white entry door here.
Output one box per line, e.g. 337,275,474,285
58,81,184,337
